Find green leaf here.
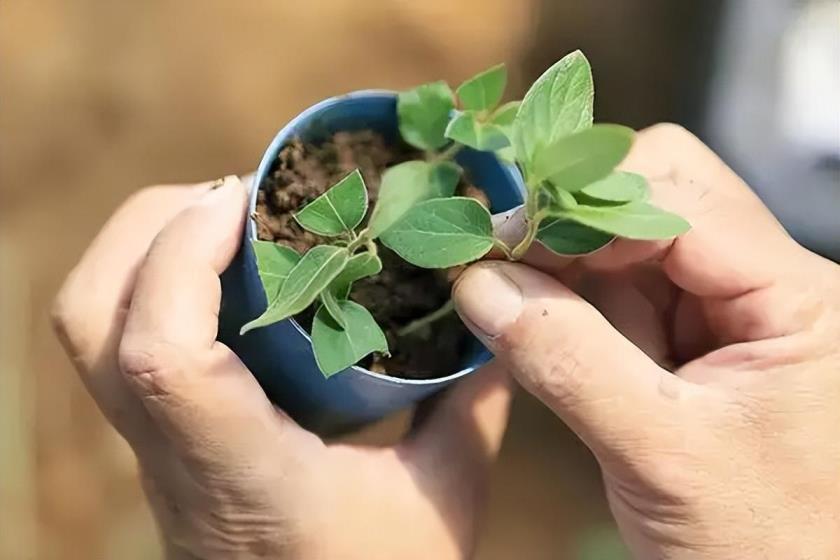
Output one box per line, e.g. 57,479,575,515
489,102,520,163
294,169,367,236
491,100,520,129
559,202,691,240
319,289,346,329
312,301,389,378
252,240,301,301
397,81,455,151
444,112,510,151
537,218,614,255
380,197,494,268
330,252,383,299
531,124,635,191
495,145,517,164
240,245,349,334
579,172,649,204
547,188,578,210
367,160,460,238
456,63,507,112
513,50,594,169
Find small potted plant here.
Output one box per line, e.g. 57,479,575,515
218,51,689,434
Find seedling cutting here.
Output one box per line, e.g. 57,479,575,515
241,51,690,376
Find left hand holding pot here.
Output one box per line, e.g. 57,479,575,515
53,175,511,560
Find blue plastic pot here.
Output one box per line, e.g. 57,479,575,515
218,91,525,435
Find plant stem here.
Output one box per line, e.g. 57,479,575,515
493,239,515,260
347,229,368,253
510,221,538,260
524,184,540,217
396,299,456,338
510,208,548,260
430,142,464,163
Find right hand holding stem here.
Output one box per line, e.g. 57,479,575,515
456,124,840,560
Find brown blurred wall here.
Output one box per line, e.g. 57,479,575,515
1,1,713,558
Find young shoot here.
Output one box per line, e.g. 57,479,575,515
242,50,691,377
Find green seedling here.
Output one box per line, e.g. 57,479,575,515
242,50,691,377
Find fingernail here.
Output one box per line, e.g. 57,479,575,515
200,175,241,204
491,205,527,248
453,264,523,339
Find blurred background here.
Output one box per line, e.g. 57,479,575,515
1,1,837,559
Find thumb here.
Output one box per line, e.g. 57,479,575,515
452,262,692,467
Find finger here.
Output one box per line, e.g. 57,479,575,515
406,361,512,473
52,181,216,440
123,176,248,350
490,205,576,277
587,123,800,298
53,182,216,367
491,206,527,248
573,269,675,366
494,125,798,297
453,261,700,467
119,176,315,467
399,361,512,528
494,125,819,345
588,125,830,345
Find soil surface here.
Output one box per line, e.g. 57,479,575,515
255,130,486,379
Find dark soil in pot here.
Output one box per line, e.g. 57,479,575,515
254,130,490,380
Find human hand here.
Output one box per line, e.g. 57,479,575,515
454,124,840,559
52,176,511,560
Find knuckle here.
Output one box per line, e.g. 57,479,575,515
643,122,693,142
502,317,587,406
50,281,89,354
634,453,700,502
118,340,187,398
533,344,587,405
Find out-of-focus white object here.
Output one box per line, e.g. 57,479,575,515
780,1,840,156
707,0,840,259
